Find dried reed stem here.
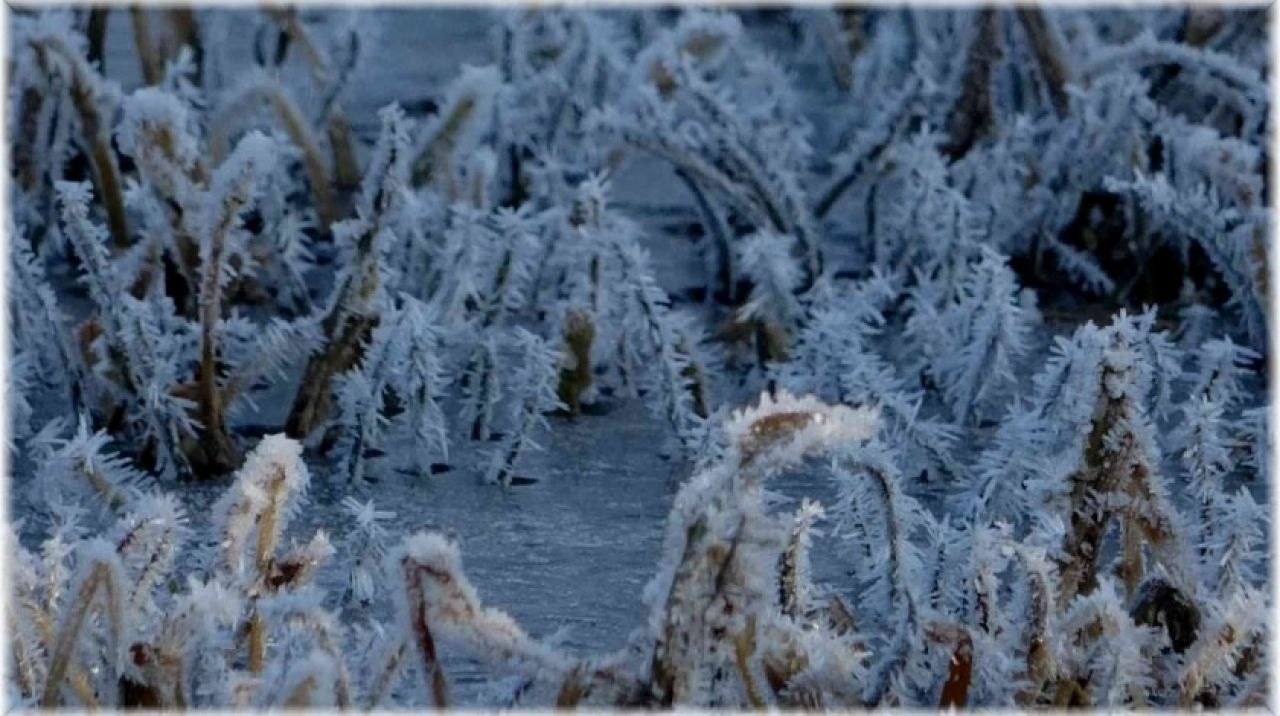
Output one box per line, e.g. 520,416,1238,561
555,310,595,416
942,9,1003,160
366,639,409,709
129,6,162,86
262,6,329,85
411,95,478,190
286,133,397,437
284,219,381,438
32,36,129,248
24,597,97,706
402,561,451,708
327,109,361,190
1014,9,1071,116
210,77,337,226
926,622,974,707
197,192,241,476
246,467,288,674
41,560,123,707
733,615,766,707
7,610,38,699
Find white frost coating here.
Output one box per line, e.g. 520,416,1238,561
269,650,338,707
284,529,336,569
631,9,741,87
211,434,310,579
412,64,503,188
485,328,564,487
45,536,129,699
391,531,574,679
725,390,878,472
340,499,394,604
1056,578,1160,707
926,247,1041,423
115,491,188,622
359,102,414,216
738,232,804,328
202,131,277,230
117,88,199,168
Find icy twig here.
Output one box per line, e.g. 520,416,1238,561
40,539,128,707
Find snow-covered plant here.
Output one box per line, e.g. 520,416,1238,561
593,10,821,284
340,497,395,610
1053,577,1164,707
208,71,337,226
8,223,89,421
28,417,151,518
867,129,987,279
908,247,1041,424
496,8,628,196
775,273,961,481
410,65,503,197
192,131,279,474
380,392,880,707
1175,585,1269,707
485,329,563,487
488,174,718,453
1108,165,1268,349
459,330,501,444
1023,311,1190,601
13,16,129,247
210,435,329,674
286,103,410,440
54,181,199,479
737,231,806,363
330,293,448,482
38,537,129,707
611,238,715,453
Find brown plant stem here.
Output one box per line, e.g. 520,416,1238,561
733,615,766,708
367,639,409,708
129,6,162,86
926,622,974,707
33,36,130,248
411,94,478,191
262,6,329,85
283,235,380,437
41,562,122,708
210,78,337,226
1014,9,1070,117
196,189,242,477
246,467,289,673
942,9,1003,160
285,133,397,437
403,561,451,708
328,109,362,190
555,311,595,416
